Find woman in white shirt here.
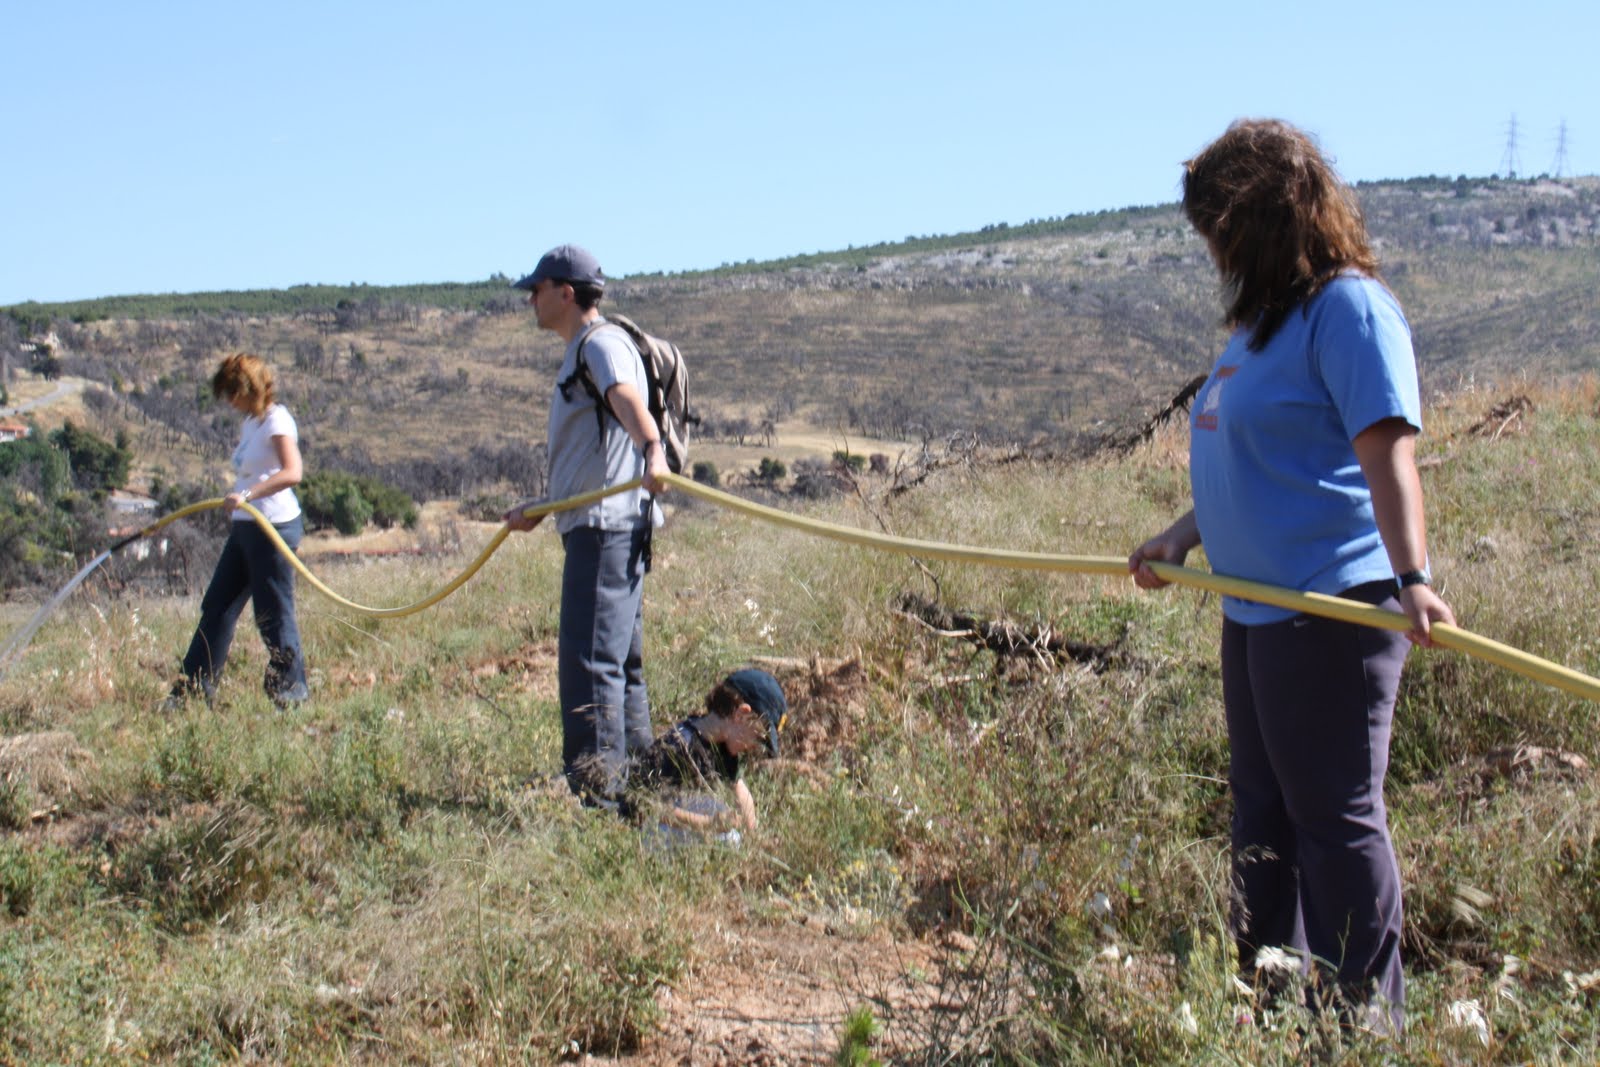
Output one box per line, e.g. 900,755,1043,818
168,353,309,707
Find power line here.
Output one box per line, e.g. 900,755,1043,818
1500,114,1522,179
1551,119,1571,178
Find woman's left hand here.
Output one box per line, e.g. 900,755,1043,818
1399,583,1455,647
224,491,250,511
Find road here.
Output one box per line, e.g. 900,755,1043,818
1,375,88,418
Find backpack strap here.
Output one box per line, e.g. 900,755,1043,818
557,320,627,445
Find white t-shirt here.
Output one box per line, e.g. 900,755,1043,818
231,403,302,524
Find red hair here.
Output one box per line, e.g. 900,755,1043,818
211,353,277,417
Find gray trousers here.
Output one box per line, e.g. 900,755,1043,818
558,524,653,800
1221,579,1410,1031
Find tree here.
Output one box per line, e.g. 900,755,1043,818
329,484,373,536
0,431,113,590
32,352,63,381
48,421,132,495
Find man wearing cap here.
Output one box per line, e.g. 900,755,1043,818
504,244,671,802
618,668,789,835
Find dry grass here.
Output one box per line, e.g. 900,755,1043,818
1,376,1598,1063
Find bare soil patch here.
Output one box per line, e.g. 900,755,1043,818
599,917,947,1066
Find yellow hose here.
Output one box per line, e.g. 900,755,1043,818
660,474,1600,705
110,471,1600,704
117,483,635,619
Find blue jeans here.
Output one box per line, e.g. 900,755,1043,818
558,524,653,799
1221,580,1409,1032
181,516,307,698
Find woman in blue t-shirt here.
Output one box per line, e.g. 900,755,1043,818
166,353,309,708
1128,119,1454,1034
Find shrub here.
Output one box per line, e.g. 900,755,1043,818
757,457,787,484
299,470,418,534
329,484,373,536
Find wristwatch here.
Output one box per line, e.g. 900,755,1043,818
1396,569,1430,590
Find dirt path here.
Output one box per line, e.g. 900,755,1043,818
598,918,949,1066
0,374,88,417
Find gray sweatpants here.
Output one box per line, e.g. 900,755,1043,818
1221,579,1410,1032
558,524,654,800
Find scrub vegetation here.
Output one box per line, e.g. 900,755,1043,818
1,175,1598,1062
2,379,1597,1063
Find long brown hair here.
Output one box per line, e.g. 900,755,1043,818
211,353,277,417
1183,119,1379,351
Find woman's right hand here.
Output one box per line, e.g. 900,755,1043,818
1128,510,1200,590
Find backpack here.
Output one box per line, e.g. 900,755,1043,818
560,313,696,474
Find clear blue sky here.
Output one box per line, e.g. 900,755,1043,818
4,0,1595,306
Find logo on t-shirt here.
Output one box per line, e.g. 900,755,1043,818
1193,365,1236,431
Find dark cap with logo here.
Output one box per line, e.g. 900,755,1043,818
511,244,606,291
724,669,788,757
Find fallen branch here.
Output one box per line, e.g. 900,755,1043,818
896,591,1120,671
1111,373,1208,453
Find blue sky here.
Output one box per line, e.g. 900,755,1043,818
4,0,1596,305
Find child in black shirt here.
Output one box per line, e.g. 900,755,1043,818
620,668,788,836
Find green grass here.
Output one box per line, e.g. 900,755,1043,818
2,378,1599,1062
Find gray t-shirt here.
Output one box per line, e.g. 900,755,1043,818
547,318,663,535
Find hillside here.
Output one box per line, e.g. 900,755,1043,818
5,175,1597,506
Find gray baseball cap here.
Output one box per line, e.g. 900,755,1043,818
511,244,606,290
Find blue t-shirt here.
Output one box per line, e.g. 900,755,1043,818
1188,275,1422,625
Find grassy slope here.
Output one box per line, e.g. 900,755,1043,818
2,377,1598,1063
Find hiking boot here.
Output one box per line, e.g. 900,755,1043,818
270,680,310,709
160,678,214,712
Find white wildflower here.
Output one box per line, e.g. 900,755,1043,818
1565,969,1600,995
1494,954,1523,1006
1176,1000,1199,1036
1253,946,1300,977
1447,999,1490,1047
